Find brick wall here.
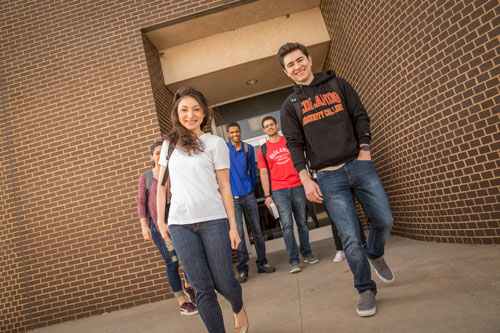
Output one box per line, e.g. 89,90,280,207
142,35,174,136
320,0,499,244
0,0,239,331
1,0,499,331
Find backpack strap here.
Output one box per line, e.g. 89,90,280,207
243,142,251,175
161,142,175,187
144,169,153,215
326,77,342,101
288,94,302,124
261,142,272,191
145,169,153,192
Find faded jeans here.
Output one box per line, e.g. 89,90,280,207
272,185,313,264
150,218,184,296
316,159,393,294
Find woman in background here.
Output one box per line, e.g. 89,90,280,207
137,141,198,315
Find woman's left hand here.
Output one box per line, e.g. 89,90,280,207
229,228,241,250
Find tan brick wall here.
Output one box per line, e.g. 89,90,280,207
320,0,500,244
0,0,240,332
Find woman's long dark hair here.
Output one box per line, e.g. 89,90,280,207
167,87,213,155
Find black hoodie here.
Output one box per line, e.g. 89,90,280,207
280,70,371,173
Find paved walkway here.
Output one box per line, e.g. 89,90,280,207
31,236,500,332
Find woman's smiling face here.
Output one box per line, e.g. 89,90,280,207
177,96,205,135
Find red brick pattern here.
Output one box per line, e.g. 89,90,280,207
0,0,239,331
320,0,500,244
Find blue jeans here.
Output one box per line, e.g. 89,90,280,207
170,219,243,333
150,218,184,297
234,192,268,273
272,185,313,264
316,159,393,294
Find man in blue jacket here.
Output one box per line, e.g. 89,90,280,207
227,122,276,283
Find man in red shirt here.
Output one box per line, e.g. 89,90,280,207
258,116,319,273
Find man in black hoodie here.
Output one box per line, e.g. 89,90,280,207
277,42,394,317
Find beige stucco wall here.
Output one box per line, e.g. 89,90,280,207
160,7,329,84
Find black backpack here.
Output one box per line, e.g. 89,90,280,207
242,142,251,175
260,142,272,190
160,142,175,187
143,142,175,222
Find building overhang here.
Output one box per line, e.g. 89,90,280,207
144,0,330,105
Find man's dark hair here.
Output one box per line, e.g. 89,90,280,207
261,116,277,128
277,42,309,69
227,122,240,131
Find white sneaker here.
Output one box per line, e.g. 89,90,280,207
333,250,345,263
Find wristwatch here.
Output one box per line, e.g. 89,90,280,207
360,145,370,151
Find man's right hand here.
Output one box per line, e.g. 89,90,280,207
264,196,274,211
300,172,323,203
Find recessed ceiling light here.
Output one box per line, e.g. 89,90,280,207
246,79,258,85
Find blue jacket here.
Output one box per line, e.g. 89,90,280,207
227,141,256,196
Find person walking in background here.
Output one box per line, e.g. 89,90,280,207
226,122,276,283
257,116,320,273
137,142,198,316
156,87,248,333
278,42,394,317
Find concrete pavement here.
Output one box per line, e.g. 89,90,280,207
31,235,500,332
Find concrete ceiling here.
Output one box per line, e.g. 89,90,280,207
145,0,330,106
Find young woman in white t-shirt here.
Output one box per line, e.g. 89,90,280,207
156,87,248,333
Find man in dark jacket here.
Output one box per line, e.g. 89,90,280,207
277,42,394,317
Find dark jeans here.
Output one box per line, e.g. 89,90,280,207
316,159,393,294
150,218,184,296
170,219,243,333
327,204,367,251
272,185,313,264
234,192,268,273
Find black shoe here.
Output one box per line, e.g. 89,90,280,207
257,264,276,273
237,272,248,283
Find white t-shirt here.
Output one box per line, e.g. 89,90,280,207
159,133,230,225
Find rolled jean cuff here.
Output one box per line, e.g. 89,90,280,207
173,289,185,297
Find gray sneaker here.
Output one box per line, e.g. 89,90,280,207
368,256,394,283
289,263,302,274
356,290,376,317
303,255,320,264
